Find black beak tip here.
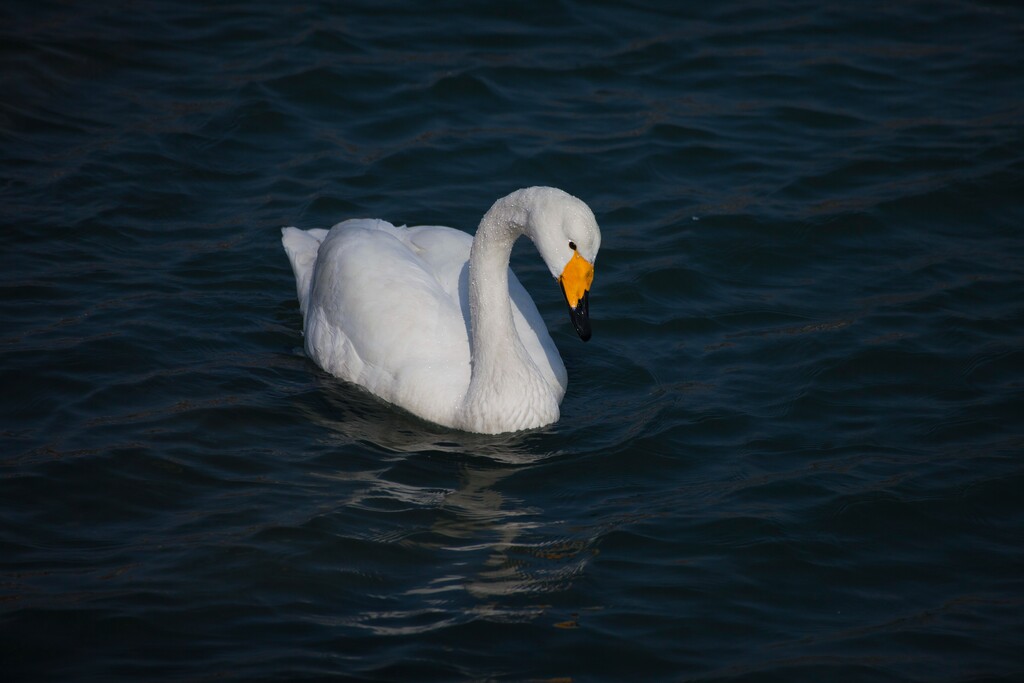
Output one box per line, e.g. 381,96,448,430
565,289,591,342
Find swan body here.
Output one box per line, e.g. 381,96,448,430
282,187,600,434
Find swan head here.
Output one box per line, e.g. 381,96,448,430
513,187,601,342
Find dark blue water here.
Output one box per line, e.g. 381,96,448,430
2,1,1023,680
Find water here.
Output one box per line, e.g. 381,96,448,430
2,1,1023,680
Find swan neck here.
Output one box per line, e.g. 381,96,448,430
458,191,561,432
467,198,527,363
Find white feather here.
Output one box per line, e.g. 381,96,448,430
281,187,600,434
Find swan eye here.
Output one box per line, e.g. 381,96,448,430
568,241,577,251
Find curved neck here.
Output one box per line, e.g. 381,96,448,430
459,194,557,432
467,197,530,376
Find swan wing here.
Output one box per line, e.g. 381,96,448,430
296,219,472,426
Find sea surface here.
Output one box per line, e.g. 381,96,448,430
2,1,1023,681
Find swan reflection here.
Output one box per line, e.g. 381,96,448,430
296,378,598,615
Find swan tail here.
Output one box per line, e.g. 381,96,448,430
281,227,327,316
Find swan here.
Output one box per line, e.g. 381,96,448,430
281,186,601,434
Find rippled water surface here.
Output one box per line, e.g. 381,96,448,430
3,1,1023,680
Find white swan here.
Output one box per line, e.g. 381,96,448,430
281,187,601,434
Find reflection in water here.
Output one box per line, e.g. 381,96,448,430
419,461,596,609
295,374,598,618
